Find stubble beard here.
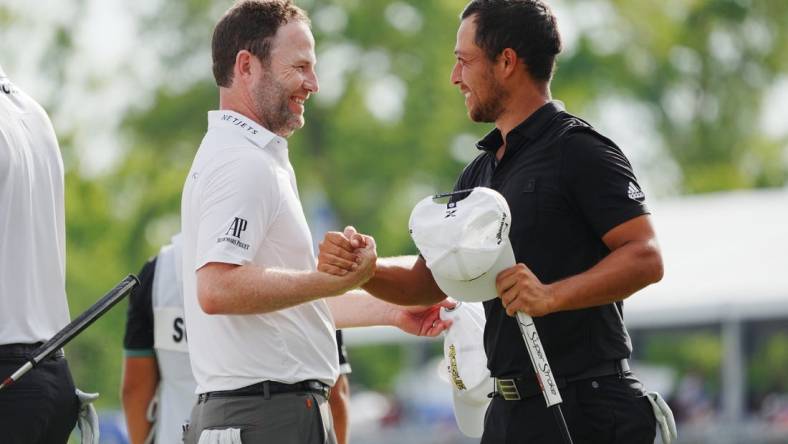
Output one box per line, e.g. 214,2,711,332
469,72,507,123
252,69,304,137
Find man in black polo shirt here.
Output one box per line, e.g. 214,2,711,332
317,1,664,443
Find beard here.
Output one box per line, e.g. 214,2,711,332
468,73,507,123
251,68,304,137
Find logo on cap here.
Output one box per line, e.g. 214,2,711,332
448,344,467,391
0,81,15,95
445,201,457,218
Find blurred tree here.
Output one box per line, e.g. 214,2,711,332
347,344,406,392
557,0,788,192
748,329,788,409
2,0,788,407
639,329,723,391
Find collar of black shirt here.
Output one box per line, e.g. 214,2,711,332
474,101,565,156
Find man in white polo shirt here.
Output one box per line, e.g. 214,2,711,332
180,2,452,443
0,64,79,442
121,235,358,444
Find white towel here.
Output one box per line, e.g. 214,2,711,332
75,388,100,444
197,428,243,444
646,391,678,444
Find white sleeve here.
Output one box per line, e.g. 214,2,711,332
195,149,280,269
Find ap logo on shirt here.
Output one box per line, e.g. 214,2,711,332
226,217,248,238
217,217,251,250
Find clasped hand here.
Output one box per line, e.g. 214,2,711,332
318,226,374,276
318,226,377,293
318,226,455,336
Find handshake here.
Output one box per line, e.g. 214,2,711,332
317,226,378,293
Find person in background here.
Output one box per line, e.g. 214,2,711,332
330,330,352,444
0,64,80,443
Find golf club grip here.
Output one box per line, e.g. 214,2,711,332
31,274,139,365
515,311,563,407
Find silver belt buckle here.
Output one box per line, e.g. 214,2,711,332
309,381,330,399
496,379,521,401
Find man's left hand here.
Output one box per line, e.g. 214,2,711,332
495,263,556,317
393,299,456,336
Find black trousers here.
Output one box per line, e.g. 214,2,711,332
482,375,656,444
0,350,79,444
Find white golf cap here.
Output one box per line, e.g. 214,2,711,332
438,302,493,438
409,187,516,303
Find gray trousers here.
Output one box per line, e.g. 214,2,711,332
183,391,336,444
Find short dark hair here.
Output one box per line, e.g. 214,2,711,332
212,0,310,87
461,0,562,82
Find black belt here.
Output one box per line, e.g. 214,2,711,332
0,343,64,359
197,380,330,403
494,359,631,401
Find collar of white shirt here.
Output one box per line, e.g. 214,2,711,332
207,110,287,151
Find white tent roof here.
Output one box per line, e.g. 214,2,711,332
625,187,788,328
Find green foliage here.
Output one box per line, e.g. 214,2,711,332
640,329,723,394
291,0,484,255
748,332,788,395
0,6,13,27
347,344,405,392
5,0,787,408
562,0,788,191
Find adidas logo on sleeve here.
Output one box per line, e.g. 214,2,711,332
628,182,645,201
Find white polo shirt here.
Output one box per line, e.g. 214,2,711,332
181,110,338,393
0,66,70,345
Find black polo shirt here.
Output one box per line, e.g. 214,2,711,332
453,101,649,378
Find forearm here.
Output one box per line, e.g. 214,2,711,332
330,288,454,336
362,256,445,306
121,357,158,444
550,239,663,312
328,290,399,328
329,374,350,444
198,263,351,315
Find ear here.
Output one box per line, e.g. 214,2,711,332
234,50,255,84
498,48,520,79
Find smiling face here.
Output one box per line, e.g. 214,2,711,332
450,16,507,123
251,20,318,137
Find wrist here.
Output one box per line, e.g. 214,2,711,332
382,303,399,327
359,277,377,294
312,271,348,297
545,283,562,314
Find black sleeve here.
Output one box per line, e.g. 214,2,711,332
123,256,156,354
561,130,649,238
336,330,351,374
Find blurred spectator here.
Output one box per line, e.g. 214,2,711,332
673,371,715,424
